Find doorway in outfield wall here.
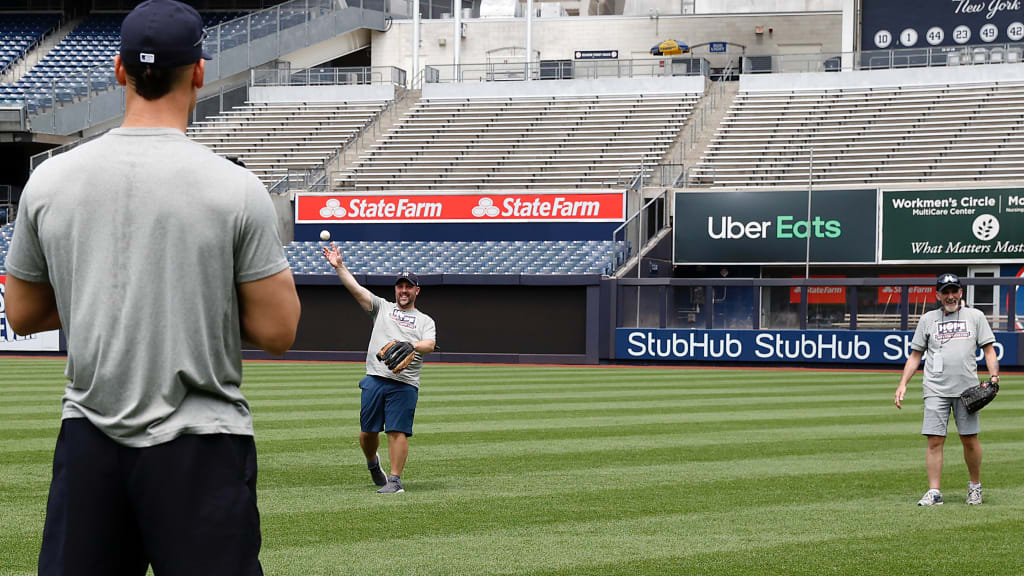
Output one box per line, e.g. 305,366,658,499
968,266,999,317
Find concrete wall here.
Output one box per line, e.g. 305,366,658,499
740,61,1024,91
249,84,396,102
371,12,842,77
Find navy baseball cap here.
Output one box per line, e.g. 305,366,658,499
395,271,419,286
120,0,212,68
937,273,962,292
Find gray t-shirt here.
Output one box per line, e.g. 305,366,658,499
910,305,995,398
365,294,436,388
5,127,288,447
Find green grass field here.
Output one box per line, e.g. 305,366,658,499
1,358,1022,575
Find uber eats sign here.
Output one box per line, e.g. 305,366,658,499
673,189,877,264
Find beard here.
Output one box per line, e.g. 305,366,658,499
942,299,960,314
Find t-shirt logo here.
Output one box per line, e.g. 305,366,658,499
936,320,970,342
391,307,417,329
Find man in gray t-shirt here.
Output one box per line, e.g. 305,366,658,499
895,273,998,507
3,1,300,574
323,243,436,494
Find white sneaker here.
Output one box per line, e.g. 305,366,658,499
966,484,983,505
917,489,943,506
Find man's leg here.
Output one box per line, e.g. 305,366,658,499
960,434,982,484
132,434,263,576
359,431,380,461
926,434,945,490
39,419,148,576
386,431,409,477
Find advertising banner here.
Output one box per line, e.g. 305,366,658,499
296,191,626,224
881,188,1024,263
877,274,935,304
673,189,877,264
790,276,846,304
0,275,61,352
862,0,1024,50
615,328,1020,366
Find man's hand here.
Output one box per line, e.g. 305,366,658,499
322,242,344,269
894,382,907,410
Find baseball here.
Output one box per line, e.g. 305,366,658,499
319,230,331,241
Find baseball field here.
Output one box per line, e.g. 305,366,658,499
1,357,1022,575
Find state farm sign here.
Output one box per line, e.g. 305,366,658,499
295,191,626,223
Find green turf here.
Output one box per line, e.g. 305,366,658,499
1,358,1022,575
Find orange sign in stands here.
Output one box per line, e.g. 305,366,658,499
878,275,935,304
790,276,847,304
295,191,626,224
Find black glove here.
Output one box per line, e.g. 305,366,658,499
960,380,999,414
376,340,416,374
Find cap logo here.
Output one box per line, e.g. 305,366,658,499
942,274,957,284
140,53,155,63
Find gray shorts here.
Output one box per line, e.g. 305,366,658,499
922,396,980,437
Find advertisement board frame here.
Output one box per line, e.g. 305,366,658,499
672,188,880,266
879,185,1024,264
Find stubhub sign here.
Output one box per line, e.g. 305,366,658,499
615,329,1020,366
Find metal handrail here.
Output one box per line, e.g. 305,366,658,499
609,189,669,276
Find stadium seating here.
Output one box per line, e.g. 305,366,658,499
0,226,618,275
0,222,12,275
283,240,620,275
690,78,1024,187
187,100,390,188
0,13,60,75
0,12,244,114
333,92,698,190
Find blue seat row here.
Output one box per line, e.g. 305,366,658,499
282,240,618,275
0,13,61,73
3,11,250,114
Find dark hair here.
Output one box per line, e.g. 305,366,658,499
122,60,193,101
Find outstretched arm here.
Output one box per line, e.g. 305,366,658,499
323,242,373,312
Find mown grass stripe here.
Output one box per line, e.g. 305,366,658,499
1,359,1020,576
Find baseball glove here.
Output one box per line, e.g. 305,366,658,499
960,380,999,414
376,340,416,374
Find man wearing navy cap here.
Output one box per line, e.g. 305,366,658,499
895,273,998,507
322,243,436,494
5,0,300,573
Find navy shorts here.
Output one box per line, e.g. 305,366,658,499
39,418,263,576
359,375,419,436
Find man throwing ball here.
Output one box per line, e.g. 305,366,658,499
323,243,436,493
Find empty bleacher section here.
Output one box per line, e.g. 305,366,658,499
0,12,244,114
0,13,60,77
188,99,390,188
284,240,618,275
689,65,1024,188
334,80,702,190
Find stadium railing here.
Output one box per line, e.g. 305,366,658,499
251,65,406,88
613,276,1024,332
743,41,1024,74
421,57,709,85
610,188,669,277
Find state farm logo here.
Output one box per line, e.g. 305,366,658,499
972,214,999,241
317,197,443,219
472,197,500,218
320,198,347,218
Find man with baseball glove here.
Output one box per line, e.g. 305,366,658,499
323,243,436,494
894,273,998,506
